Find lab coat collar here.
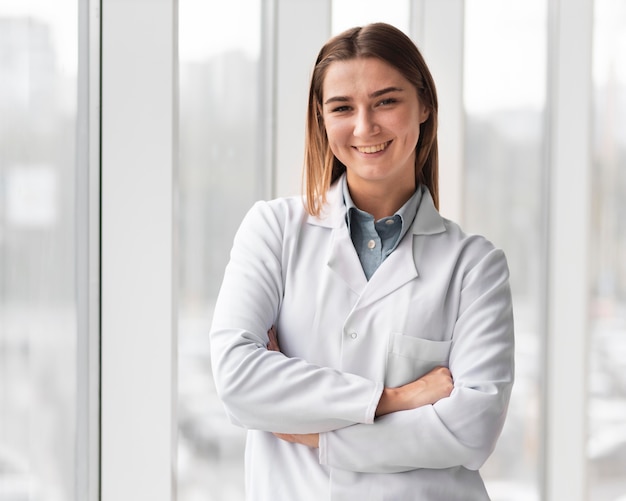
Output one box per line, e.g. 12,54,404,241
306,175,447,300
306,174,446,237
304,178,346,229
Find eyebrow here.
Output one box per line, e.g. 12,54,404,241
324,86,404,105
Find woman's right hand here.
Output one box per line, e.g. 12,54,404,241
375,366,453,417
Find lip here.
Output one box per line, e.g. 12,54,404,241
354,140,392,154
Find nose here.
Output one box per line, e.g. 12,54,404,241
353,108,379,137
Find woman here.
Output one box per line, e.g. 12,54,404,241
210,22,514,501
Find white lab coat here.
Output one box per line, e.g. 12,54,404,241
210,176,515,501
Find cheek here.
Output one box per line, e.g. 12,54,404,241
324,122,348,148
326,138,347,162
393,113,421,146
407,124,421,146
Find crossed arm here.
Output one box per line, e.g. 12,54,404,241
210,201,514,471
267,325,454,448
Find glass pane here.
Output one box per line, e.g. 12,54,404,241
0,1,82,500
463,1,547,499
177,1,264,500
332,0,410,35
588,1,626,499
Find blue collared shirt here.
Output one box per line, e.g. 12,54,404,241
342,176,422,281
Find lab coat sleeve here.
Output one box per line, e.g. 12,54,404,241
319,248,514,472
210,200,383,433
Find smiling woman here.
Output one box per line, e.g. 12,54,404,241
209,22,514,501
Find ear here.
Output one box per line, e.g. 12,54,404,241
419,104,430,124
316,104,326,130
316,101,324,119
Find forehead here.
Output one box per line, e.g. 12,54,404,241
322,57,411,98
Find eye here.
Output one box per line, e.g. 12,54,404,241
331,105,351,113
378,98,398,107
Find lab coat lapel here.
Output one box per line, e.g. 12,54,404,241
356,187,446,309
307,179,368,295
327,224,368,294
306,182,446,302
359,228,418,306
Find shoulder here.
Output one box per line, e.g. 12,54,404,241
235,195,307,241
414,189,503,262
440,217,510,279
244,195,307,225
440,216,495,251
413,193,508,278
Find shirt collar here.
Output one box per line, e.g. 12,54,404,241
341,175,423,232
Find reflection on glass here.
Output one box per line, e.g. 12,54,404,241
0,2,79,501
177,1,264,500
588,1,626,499
464,1,546,499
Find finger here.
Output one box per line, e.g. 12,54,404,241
267,325,280,351
274,433,294,443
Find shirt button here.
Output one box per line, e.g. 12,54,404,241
350,332,358,339
385,219,395,225
367,240,376,249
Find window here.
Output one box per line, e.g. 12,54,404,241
4,2,619,500
463,1,547,499
177,1,265,499
0,1,93,500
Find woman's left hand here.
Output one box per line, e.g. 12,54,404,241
273,432,320,448
267,324,281,352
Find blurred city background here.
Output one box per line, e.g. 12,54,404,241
0,0,625,500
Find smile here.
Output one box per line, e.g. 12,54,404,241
355,141,391,154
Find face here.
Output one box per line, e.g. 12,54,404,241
321,57,429,195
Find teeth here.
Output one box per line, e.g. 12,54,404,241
357,141,389,154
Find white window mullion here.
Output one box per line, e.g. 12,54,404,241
100,1,178,500
410,0,465,222
75,0,101,500
274,0,331,197
545,0,593,499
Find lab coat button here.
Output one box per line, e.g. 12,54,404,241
350,332,358,339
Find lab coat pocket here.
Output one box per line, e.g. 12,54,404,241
386,333,452,388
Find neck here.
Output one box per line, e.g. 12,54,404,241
348,180,415,220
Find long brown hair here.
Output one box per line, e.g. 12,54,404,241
303,23,439,216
